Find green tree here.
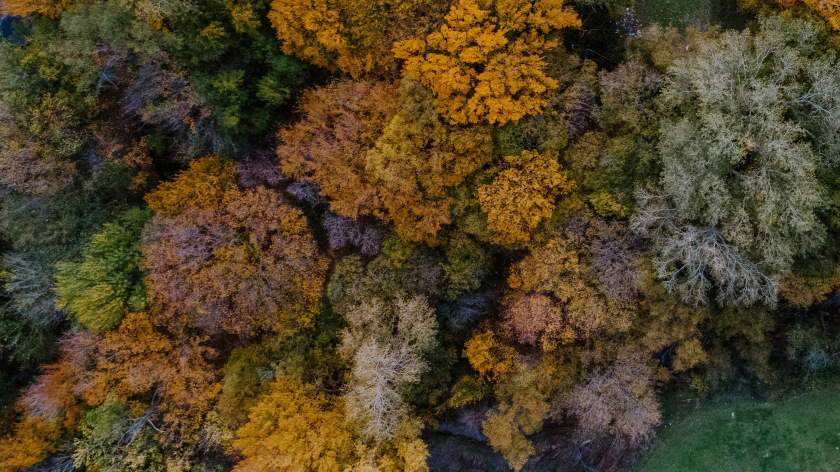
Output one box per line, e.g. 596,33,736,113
55,208,150,332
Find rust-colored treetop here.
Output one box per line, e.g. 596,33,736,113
143,157,327,337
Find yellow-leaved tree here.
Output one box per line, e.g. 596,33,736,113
774,0,840,30
0,0,73,17
393,0,581,124
478,149,575,245
233,377,356,472
268,0,450,78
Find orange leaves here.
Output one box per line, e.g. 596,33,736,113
478,150,574,245
268,0,433,77
269,0,352,72
84,312,222,445
393,0,581,124
775,0,840,30
278,80,396,219
279,77,493,244
0,0,73,18
144,156,237,216
0,417,61,471
366,77,494,243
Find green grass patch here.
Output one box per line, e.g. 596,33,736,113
637,387,840,472
635,0,747,29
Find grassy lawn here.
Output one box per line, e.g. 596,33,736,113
637,387,840,472
634,0,747,29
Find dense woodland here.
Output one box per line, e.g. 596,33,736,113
0,0,839,470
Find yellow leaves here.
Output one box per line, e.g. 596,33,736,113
478,150,574,245
226,0,260,33
268,0,346,71
394,437,430,472
269,0,424,77
775,0,840,30
200,21,228,47
145,156,236,216
777,261,840,307
0,417,61,471
464,330,517,377
393,0,581,124
482,406,535,472
673,338,708,371
233,377,356,472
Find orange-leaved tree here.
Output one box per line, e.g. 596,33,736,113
365,76,493,243
393,0,581,124
277,80,396,219
232,377,356,472
144,155,237,216
774,0,840,30
0,359,80,471
78,312,222,446
0,0,74,17
279,78,493,243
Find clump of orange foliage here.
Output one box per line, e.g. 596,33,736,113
0,0,73,18
393,0,581,124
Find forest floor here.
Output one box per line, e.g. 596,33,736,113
636,380,840,471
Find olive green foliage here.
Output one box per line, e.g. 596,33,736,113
55,208,150,332
73,400,165,472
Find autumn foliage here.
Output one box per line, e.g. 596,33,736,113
5,3,840,472
776,0,840,30
278,77,493,243
233,377,355,472
268,0,448,77
0,0,73,17
144,173,327,336
393,0,581,124
478,150,575,245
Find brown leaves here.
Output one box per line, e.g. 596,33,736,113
278,79,395,219
144,186,327,337
279,77,493,244
503,230,637,349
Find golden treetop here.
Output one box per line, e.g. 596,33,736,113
393,0,581,124
144,156,237,216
